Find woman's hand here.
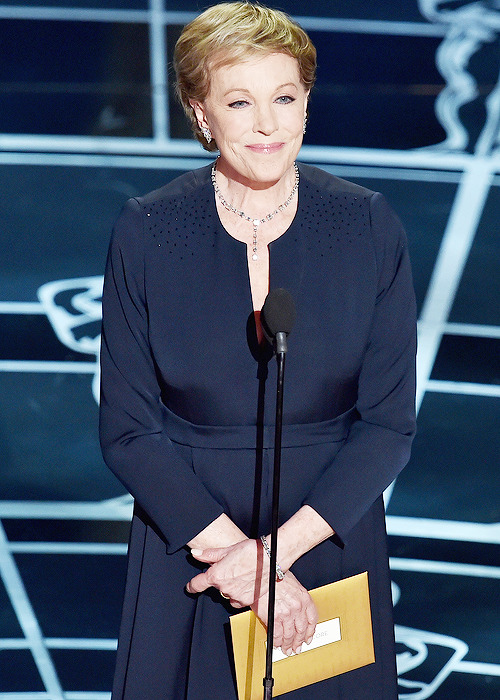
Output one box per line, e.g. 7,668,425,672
185,539,269,607
185,541,317,656
251,571,317,656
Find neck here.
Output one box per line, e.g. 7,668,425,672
213,159,298,218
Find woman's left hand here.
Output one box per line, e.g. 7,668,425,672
186,539,269,607
186,544,317,655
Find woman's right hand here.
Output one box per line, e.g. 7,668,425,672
186,540,317,654
251,570,317,656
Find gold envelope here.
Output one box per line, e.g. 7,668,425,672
229,571,375,699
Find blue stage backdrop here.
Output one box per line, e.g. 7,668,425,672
0,2,498,698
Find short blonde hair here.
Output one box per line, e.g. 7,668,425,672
174,1,317,152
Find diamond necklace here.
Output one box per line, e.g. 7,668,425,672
211,159,299,261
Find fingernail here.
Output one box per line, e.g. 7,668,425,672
306,636,313,645
190,549,203,557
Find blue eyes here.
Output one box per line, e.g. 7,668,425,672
228,96,296,108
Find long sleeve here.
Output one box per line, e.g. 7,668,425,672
303,191,417,543
99,197,224,553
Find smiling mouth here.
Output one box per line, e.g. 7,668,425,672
246,143,284,154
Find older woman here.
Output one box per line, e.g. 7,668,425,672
99,2,416,699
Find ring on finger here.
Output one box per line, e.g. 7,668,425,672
220,591,230,600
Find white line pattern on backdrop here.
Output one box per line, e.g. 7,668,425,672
0,1,498,697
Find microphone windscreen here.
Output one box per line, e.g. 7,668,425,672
261,288,296,338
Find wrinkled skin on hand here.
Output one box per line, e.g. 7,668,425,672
250,570,317,655
186,539,317,654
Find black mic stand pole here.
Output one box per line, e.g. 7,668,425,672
263,330,288,700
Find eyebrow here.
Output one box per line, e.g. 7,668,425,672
223,82,298,97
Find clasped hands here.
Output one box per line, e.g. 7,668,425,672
186,538,317,656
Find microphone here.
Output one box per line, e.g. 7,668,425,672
261,288,296,354
260,288,296,696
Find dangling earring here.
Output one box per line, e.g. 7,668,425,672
303,115,307,135
201,126,212,144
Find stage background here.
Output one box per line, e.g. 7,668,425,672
0,1,498,698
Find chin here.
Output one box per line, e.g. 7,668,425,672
246,155,296,183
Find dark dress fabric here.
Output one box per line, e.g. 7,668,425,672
99,163,417,699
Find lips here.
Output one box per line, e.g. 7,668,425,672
246,142,285,154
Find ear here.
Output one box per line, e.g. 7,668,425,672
189,100,208,130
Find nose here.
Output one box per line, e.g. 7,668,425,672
253,104,278,135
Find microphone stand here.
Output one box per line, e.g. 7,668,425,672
263,330,288,700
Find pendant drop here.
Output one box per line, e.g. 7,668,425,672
252,221,259,261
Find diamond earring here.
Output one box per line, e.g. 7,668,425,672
303,115,307,135
201,126,212,143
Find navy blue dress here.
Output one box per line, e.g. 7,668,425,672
100,163,416,699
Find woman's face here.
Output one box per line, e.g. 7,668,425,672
191,52,309,187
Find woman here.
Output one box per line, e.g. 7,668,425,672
100,2,416,698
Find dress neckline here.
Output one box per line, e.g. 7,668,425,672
207,168,301,251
